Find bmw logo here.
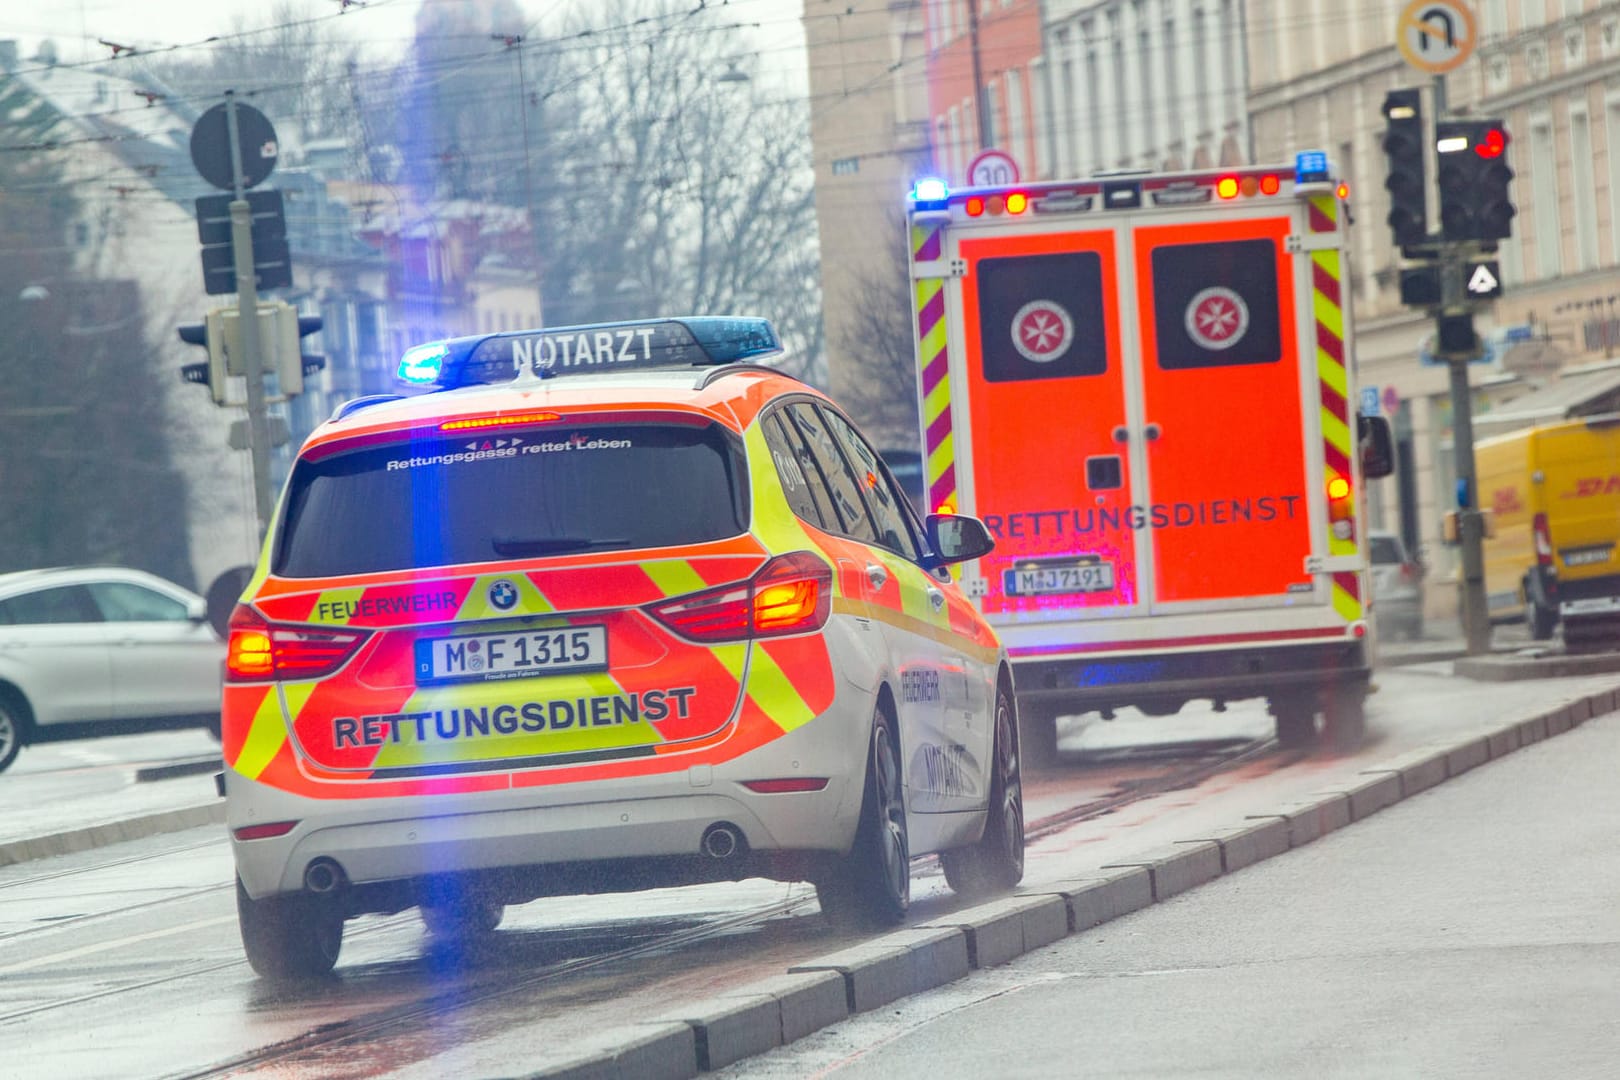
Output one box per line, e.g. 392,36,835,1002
488,580,519,611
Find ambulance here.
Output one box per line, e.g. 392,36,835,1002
904,154,1394,757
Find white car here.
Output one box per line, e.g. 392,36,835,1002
0,566,225,771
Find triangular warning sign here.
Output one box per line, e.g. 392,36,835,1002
1467,264,1499,295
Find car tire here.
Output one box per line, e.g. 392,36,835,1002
1529,603,1558,641
0,688,30,774
1322,688,1367,754
940,685,1025,898
815,703,909,930
421,895,505,938
1017,703,1060,770
236,876,343,979
1271,696,1317,749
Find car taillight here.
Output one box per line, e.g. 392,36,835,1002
226,604,367,682
648,552,832,643
1533,513,1554,566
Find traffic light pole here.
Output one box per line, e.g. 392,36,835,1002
1440,314,1491,656
225,90,275,537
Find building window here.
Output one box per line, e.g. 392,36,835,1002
1530,117,1562,278
1523,0,1545,30
1570,108,1599,271
1005,68,1028,176
1563,0,1584,20
831,157,860,176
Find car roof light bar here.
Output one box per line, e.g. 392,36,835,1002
395,316,783,389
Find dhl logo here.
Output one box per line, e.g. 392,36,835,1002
1561,476,1620,499
1492,487,1524,515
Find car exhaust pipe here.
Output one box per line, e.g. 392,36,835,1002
701,822,744,860
304,857,346,894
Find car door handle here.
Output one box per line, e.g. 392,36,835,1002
866,563,888,590
926,585,945,611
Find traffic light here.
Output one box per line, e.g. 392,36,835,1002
1436,120,1516,242
177,319,227,404
210,301,323,396
289,312,325,397
1382,89,1428,248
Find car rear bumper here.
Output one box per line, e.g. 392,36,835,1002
1012,637,1370,714
229,698,871,901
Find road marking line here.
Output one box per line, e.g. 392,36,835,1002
0,914,236,976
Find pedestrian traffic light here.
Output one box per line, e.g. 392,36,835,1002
1436,120,1516,242
177,319,227,404
1382,89,1428,249
288,311,325,398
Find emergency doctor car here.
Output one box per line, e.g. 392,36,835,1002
221,316,1023,978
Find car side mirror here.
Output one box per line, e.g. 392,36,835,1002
1358,414,1395,480
926,513,995,566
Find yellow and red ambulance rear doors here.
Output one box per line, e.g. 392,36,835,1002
958,229,1139,618
1131,217,1313,608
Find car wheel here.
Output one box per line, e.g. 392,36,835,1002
1322,688,1367,754
421,895,505,938
1271,696,1317,749
1529,603,1558,641
236,876,343,979
0,689,29,774
941,685,1025,898
816,703,909,929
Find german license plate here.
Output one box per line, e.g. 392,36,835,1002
1004,561,1115,596
414,626,607,683
1563,547,1612,567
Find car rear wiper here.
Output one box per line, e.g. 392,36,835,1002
491,536,630,557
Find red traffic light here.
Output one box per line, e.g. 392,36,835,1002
1475,128,1508,158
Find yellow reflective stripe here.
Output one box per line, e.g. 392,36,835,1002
1321,409,1351,457
924,376,951,425
1310,193,1338,227
1333,581,1362,622
927,432,955,489
643,559,707,598
916,283,947,357
234,690,289,780
745,644,815,734
456,574,555,620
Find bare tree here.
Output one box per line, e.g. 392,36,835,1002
831,218,924,449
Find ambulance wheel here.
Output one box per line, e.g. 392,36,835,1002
1322,689,1367,754
1018,704,1061,770
0,688,30,774
236,877,343,979
816,703,909,929
1529,602,1558,641
941,686,1025,898
421,896,505,938
1271,696,1318,749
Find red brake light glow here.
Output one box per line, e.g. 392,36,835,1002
1216,177,1239,199
1259,174,1280,195
648,552,832,643
226,605,368,683
965,196,985,217
440,411,561,432
1533,513,1554,565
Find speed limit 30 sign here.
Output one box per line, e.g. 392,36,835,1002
968,149,1021,187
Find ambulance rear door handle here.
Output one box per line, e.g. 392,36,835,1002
866,563,888,589
1144,423,1162,441
926,585,946,611
1111,426,1129,443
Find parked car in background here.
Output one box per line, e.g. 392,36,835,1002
0,567,225,772
1369,531,1425,641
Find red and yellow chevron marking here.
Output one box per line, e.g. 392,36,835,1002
913,222,957,515
1309,193,1362,624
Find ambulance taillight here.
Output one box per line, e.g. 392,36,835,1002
1327,476,1355,540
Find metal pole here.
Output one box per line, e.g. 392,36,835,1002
966,0,992,152
1447,350,1491,654
515,40,543,320
225,90,274,536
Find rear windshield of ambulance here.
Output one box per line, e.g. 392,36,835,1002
274,421,749,578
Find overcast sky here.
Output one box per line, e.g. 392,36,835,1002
5,0,805,83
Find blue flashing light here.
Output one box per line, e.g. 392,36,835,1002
680,317,782,363
912,177,949,206
398,341,449,384
1294,150,1330,183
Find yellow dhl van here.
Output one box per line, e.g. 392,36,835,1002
1475,415,1620,639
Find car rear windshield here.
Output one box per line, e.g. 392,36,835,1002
1369,536,1402,565
274,421,749,578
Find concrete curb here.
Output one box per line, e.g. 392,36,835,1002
533,683,1620,1078
1455,651,1620,681
0,800,224,868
